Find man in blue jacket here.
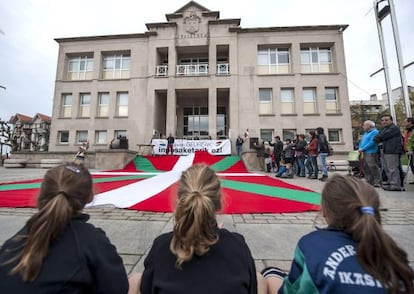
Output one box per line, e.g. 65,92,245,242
358,120,381,187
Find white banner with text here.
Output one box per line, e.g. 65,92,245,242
151,139,231,155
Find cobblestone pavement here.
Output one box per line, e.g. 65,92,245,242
1,166,413,274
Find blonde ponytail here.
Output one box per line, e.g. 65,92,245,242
170,165,222,269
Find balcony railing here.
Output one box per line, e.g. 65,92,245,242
157,63,229,76
156,65,168,77
176,64,208,76
216,63,229,75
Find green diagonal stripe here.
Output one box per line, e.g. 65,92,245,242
0,175,154,191
132,156,160,172
220,179,320,205
0,182,42,191
210,156,242,172
92,174,154,183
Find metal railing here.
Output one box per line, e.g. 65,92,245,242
176,64,209,76
155,65,168,77
216,63,229,75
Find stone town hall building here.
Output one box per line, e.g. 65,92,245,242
49,1,353,153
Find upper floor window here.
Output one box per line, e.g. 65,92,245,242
95,130,107,144
300,46,333,73
58,131,69,144
325,87,340,113
280,88,295,114
102,53,130,79
257,47,290,74
61,94,72,118
114,130,127,139
79,93,91,118
303,87,317,114
76,130,88,144
259,88,273,115
116,92,128,117
67,55,93,80
97,92,110,117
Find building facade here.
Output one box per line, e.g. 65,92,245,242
49,1,353,153
9,113,51,152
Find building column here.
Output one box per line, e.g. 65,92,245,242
208,88,217,139
209,43,217,76
166,89,176,136
168,46,177,77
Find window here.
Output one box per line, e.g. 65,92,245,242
95,130,107,144
58,131,69,144
303,88,317,114
102,53,131,79
280,88,295,114
259,88,273,115
116,92,128,117
216,107,227,138
328,129,341,143
183,107,209,138
325,87,339,113
260,129,273,142
257,47,290,74
283,129,296,141
67,55,93,80
300,46,333,73
76,131,88,144
79,93,91,118
114,130,127,139
61,94,72,118
97,93,110,117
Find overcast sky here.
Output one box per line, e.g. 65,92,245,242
0,0,413,122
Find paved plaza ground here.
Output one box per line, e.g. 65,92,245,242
0,166,413,275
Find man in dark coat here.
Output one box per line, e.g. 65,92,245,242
375,114,403,191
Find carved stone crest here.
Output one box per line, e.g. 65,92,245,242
184,12,200,34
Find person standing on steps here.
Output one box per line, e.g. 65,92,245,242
315,127,330,182
166,133,175,155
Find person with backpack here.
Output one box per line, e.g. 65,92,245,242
315,127,330,182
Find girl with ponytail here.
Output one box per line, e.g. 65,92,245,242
129,164,262,294
0,164,128,293
262,174,414,293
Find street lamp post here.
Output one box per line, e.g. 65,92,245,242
373,0,412,120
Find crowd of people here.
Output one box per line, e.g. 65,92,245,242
245,116,414,189
251,127,332,182
1,162,413,293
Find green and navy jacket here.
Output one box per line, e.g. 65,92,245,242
279,228,386,294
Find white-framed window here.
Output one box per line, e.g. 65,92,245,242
283,129,296,141
58,131,69,144
61,94,72,118
257,47,290,74
114,130,127,139
95,130,107,144
280,88,295,114
116,92,128,117
328,129,341,143
259,88,273,115
97,92,109,117
76,131,88,144
325,87,339,113
300,46,333,73
303,87,317,114
102,53,131,79
260,129,273,142
67,55,93,80
79,93,91,118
